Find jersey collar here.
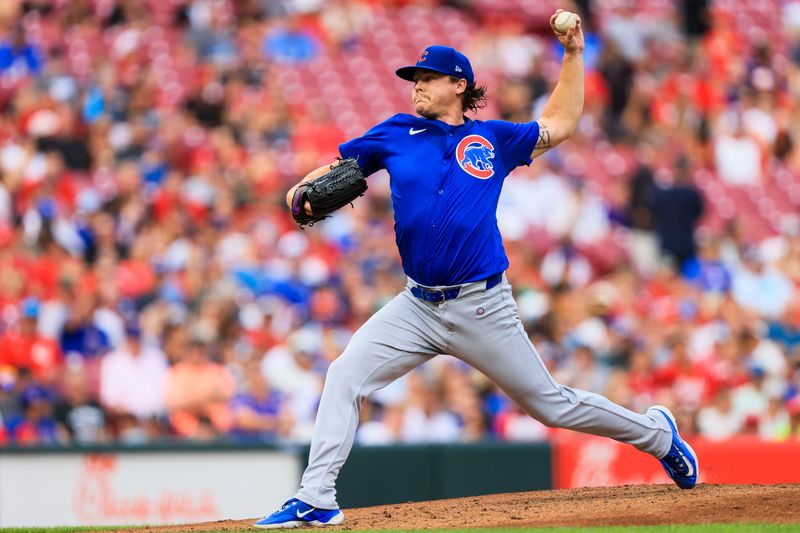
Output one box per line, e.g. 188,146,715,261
415,115,472,131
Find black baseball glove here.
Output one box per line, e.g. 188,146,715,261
290,158,367,227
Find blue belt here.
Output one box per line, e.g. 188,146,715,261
410,272,503,304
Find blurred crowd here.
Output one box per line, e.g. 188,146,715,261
1,0,800,447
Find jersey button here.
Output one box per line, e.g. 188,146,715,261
438,189,444,194
431,224,436,228
442,159,447,164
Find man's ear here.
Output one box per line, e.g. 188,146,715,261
455,78,467,95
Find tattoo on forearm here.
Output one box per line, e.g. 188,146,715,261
536,126,551,150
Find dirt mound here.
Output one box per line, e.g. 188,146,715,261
142,483,800,532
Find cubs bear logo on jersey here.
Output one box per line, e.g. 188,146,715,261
456,135,495,179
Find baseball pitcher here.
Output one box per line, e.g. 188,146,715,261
255,10,698,529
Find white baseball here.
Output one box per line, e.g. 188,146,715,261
554,11,578,34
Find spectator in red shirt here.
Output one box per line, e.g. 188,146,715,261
654,333,719,409
626,347,657,409
0,298,61,383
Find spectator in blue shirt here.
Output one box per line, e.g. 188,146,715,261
0,26,43,77
262,17,319,64
685,236,732,293
6,384,65,445
59,295,112,359
229,364,288,442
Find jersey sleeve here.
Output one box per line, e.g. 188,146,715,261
487,120,540,169
338,115,397,177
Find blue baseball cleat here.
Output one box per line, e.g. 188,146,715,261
254,498,344,529
648,405,699,489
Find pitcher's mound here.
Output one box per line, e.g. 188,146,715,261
148,483,800,532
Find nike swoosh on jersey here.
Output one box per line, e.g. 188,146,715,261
296,508,316,518
409,127,426,135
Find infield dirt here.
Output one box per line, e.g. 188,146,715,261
141,483,800,531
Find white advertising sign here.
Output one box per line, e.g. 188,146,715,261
0,450,300,527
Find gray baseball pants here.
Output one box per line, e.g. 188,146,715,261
295,274,672,509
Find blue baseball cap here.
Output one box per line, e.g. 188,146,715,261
124,323,142,339
396,45,475,85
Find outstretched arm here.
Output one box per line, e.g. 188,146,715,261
531,10,585,160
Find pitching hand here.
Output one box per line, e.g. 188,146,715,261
550,9,584,54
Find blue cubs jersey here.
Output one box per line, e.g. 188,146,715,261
339,113,539,286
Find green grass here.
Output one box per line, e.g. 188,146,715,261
0,528,131,533
1,529,133,533
1,529,130,533
3,525,800,533
363,527,795,533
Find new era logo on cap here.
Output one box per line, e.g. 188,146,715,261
396,45,475,85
